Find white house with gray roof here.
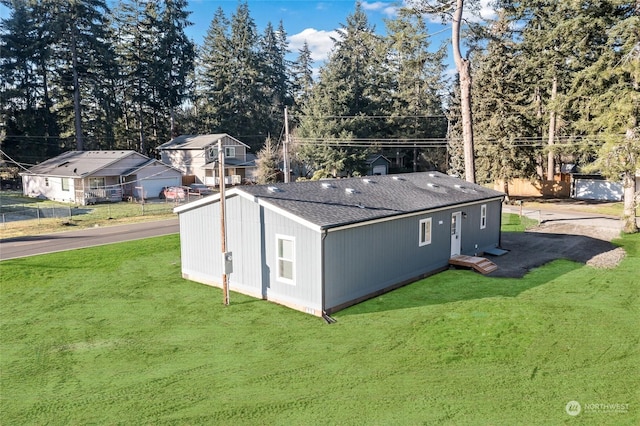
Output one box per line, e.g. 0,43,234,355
174,172,505,317
20,150,182,205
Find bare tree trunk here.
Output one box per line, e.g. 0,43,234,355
547,74,557,181
622,170,638,233
452,0,475,183
70,27,84,151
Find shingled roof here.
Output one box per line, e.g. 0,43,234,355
156,134,248,151
176,172,505,230
20,151,148,178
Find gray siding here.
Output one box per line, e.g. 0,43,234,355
323,200,502,311
179,195,323,313
458,200,502,256
259,206,323,312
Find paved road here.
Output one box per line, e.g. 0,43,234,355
0,218,179,261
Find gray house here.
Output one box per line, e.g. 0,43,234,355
174,172,505,316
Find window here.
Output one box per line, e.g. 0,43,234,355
419,218,432,246
480,204,487,229
89,177,105,190
225,146,235,158
276,235,295,284
61,178,70,191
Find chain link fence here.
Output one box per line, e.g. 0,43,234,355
0,193,182,230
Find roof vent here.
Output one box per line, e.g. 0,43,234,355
392,176,404,181
321,182,335,189
428,173,437,177
362,178,374,183
427,183,439,188
345,188,357,194
268,186,281,192
454,184,464,189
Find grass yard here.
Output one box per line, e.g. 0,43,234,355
1,216,638,425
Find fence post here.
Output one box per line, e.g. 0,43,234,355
69,205,72,221
2,213,5,229
37,207,40,224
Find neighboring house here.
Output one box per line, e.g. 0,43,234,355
20,150,182,205
174,172,505,317
366,154,391,175
157,134,257,186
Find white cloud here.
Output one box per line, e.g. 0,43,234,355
288,28,342,62
361,1,397,17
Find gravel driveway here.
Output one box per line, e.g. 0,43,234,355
487,205,626,278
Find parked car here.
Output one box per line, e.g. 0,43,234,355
188,183,214,196
159,186,188,201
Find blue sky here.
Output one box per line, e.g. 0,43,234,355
0,1,496,74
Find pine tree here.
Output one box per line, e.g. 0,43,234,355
384,8,448,172
570,2,639,233
290,41,314,113
295,2,381,177
199,7,232,133
255,136,280,184
47,0,113,151
0,0,61,162
471,10,538,193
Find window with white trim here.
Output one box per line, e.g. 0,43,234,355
480,204,487,229
61,178,70,191
225,146,236,158
419,218,432,246
276,235,295,284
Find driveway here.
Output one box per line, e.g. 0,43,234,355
488,205,626,278
0,218,179,261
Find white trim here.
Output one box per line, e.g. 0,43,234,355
480,204,487,229
276,234,295,285
419,217,432,246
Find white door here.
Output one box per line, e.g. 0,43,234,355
450,211,462,257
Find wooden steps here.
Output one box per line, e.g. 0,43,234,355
449,255,498,275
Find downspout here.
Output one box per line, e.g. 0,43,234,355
320,229,336,324
498,197,504,248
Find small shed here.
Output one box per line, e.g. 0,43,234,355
20,151,182,205
174,172,505,316
366,154,391,175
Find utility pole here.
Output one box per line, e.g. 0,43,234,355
283,106,290,183
218,139,229,306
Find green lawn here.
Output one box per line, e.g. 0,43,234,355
1,217,638,425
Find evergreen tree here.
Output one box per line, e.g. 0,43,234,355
47,0,113,151
255,136,280,184
156,0,195,139
499,0,622,180
471,11,538,193
290,41,315,113
199,7,232,133
570,2,639,233
296,2,381,177
384,8,448,172
406,0,482,183
0,0,62,163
